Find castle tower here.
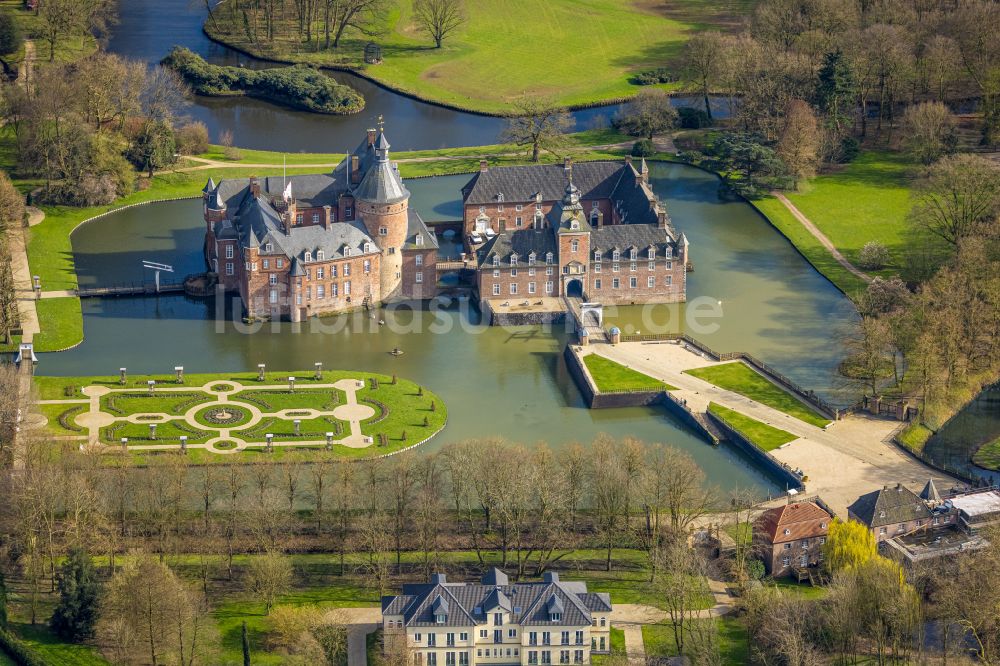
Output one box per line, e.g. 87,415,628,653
354,130,410,301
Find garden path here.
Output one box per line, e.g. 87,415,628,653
771,192,872,285
38,377,385,455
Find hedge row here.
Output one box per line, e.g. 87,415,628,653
0,628,48,666
162,47,365,115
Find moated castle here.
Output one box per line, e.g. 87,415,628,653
201,125,687,322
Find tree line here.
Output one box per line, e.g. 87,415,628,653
0,51,209,205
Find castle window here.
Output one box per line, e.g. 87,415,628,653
547,266,553,275
416,235,424,246
493,269,500,278
225,245,234,259
594,263,601,273
416,255,424,266
516,217,523,227
666,261,672,270
269,274,278,286
648,276,655,288
332,283,338,296
570,239,579,252
648,261,655,271
590,211,599,224
511,268,518,277
570,220,579,230
528,252,536,265
416,272,424,283
317,251,325,261
665,275,672,286
364,260,371,274
510,253,518,266
516,204,523,211
493,283,500,295
546,252,553,264
262,259,269,269
497,192,504,202
493,256,500,266
312,213,320,224
630,277,637,288
612,250,620,261
317,285,325,298
497,204,504,212
593,250,601,262
225,263,233,275
317,268,324,279
630,249,637,260
648,248,656,259
630,262,637,272
276,259,284,269
536,203,542,211
345,281,351,295
364,243,373,253
510,283,518,295
269,289,278,303
344,264,351,277
612,278,620,289
296,213,304,224
545,281,553,294
379,227,387,236
346,207,353,218
594,279,601,290
344,247,352,257
304,251,313,262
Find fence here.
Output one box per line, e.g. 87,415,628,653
707,410,806,492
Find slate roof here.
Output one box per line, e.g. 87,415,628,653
403,209,439,251
462,162,625,205
849,484,932,528
591,225,674,255
920,479,942,503
354,148,409,204
756,501,832,544
381,571,611,629
478,228,557,267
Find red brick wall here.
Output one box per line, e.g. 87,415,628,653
478,262,560,299
463,199,617,235
586,256,686,304
400,249,437,300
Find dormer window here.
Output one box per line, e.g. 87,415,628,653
304,251,312,263
591,201,599,209
648,248,655,259
528,252,536,265
364,243,372,253
493,255,500,266
612,250,620,261
570,220,579,230
545,252,553,264
630,249,638,260
435,614,447,624
264,243,273,253
415,236,424,246
316,250,325,261
594,250,601,262
551,613,561,622
497,192,505,202
510,253,518,266
344,246,352,257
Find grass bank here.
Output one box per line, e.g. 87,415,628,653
685,362,831,428
642,617,749,665
204,0,751,114
583,354,675,393
708,402,798,452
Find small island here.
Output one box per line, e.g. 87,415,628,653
162,47,365,115
33,368,446,463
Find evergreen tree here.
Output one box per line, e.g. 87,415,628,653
815,51,856,136
0,11,21,56
50,549,102,642
0,570,8,628
242,620,251,666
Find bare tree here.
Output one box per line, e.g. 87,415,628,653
681,31,727,119
589,435,629,572
900,101,958,165
500,98,575,162
36,0,116,62
412,0,465,48
246,550,294,616
910,154,1000,247
777,99,819,188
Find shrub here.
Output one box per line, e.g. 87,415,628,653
631,139,654,157
175,121,210,155
858,241,891,270
677,107,710,129
0,11,21,56
50,549,102,642
632,67,673,85
162,47,365,115
838,136,860,163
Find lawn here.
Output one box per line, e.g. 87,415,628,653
708,403,798,451
205,0,752,114
897,422,934,454
33,296,83,352
780,150,916,276
36,402,88,437
583,354,675,393
973,436,1000,471
591,627,626,666
642,617,749,665
33,369,448,462
685,362,831,428
0,0,99,65
6,623,109,666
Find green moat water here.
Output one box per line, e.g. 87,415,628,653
46,163,861,492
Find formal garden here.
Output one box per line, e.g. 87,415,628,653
32,368,447,462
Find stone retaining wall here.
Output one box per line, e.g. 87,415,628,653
706,410,805,492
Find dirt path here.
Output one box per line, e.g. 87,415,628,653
18,39,35,90
771,191,872,285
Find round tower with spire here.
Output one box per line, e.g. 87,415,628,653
354,124,410,301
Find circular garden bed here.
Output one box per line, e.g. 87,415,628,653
194,405,253,428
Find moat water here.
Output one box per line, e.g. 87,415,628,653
105,0,734,151
923,386,1000,483
45,163,860,494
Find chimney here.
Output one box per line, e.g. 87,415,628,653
249,176,261,197
479,160,488,173
430,573,447,585
542,572,559,583
283,211,292,235
367,128,377,146
564,157,572,171
351,156,360,185
595,210,604,228
322,205,332,229
657,208,669,230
